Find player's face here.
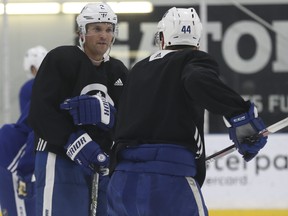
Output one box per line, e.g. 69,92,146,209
84,22,114,59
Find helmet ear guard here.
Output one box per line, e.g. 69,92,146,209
154,32,164,49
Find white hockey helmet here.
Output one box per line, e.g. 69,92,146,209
157,7,202,49
23,45,48,72
76,2,118,35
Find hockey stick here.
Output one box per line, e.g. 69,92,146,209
90,173,99,216
206,117,288,164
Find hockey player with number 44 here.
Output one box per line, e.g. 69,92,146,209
28,2,127,216
107,7,268,216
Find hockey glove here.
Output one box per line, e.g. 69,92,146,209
17,173,35,199
65,130,109,175
60,95,115,130
224,103,268,162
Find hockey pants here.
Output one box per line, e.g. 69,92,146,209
34,151,109,216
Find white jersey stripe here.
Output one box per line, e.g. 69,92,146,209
194,127,199,141
37,138,47,151
36,139,42,151
42,152,56,216
42,140,47,151
7,144,27,172
194,127,203,158
185,177,206,216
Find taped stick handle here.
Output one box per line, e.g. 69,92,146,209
205,117,288,163
90,173,99,216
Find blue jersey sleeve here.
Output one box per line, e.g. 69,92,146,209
0,124,28,171
0,102,32,172
16,131,35,176
19,79,34,114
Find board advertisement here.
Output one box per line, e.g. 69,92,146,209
203,134,288,209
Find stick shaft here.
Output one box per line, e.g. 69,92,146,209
205,144,236,164
90,173,99,216
205,117,288,163
266,117,288,133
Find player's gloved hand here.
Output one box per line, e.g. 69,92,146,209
65,130,109,175
60,95,115,130
17,173,35,199
224,103,268,162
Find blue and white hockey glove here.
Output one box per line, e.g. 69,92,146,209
224,103,268,162
60,95,115,130
65,130,109,175
17,173,35,199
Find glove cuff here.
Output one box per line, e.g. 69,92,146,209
66,132,92,160
93,95,113,126
223,102,258,128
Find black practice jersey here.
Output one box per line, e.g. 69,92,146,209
114,48,250,186
28,46,128,156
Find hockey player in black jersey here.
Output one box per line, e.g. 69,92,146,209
107,7,268,216
28,3,127,216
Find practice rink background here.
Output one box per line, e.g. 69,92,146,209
0,0,288,215
204,134,288,215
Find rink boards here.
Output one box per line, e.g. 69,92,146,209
0,134,287,215
204,134,288,215
210,210,288,216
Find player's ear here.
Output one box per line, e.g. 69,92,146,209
160,33,165,49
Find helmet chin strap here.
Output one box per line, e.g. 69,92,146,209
79,41,112,66
103,46,111,60
89,46,111,65
89,48,111,66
